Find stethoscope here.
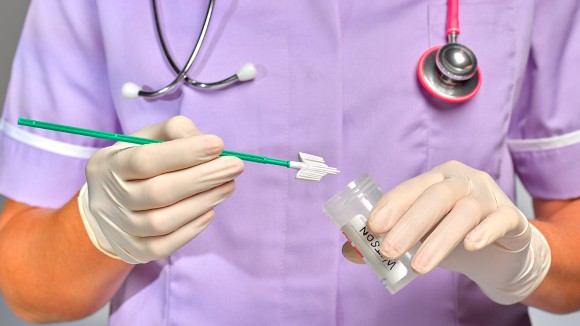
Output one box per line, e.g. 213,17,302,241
123,0,480,103
417,0,481,102
121,0,256,99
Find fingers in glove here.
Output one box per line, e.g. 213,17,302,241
121,180,237,237
411,197,482,274
130,115,203,140
111,134,224,180
112,209,217,264
464,205,529,252
140,209,217,262
122,156,244,210
368,171,445,233
379,176,470,260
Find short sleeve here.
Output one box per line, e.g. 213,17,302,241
507,0,580,200
0,0,119,208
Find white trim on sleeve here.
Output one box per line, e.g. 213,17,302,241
507,129,580,152
0,119,100,159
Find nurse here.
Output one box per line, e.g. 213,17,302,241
0,1,579,325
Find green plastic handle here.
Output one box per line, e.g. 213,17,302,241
17,118,290,168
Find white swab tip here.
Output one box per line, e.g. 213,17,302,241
121,82,141,99
236,63,257,81
292,152,340,181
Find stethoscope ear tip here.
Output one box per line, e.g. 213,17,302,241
121,82,141,99
236,63,257,81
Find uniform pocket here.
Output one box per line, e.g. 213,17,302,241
425,3,517,179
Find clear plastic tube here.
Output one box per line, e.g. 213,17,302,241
324,173,420,294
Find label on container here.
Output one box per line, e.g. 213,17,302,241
341,214,408,286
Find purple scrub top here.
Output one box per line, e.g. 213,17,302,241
1,1,580,325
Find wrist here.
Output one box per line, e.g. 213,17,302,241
478,223,551,305
78,184,121,261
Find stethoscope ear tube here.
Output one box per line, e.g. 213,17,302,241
122,0,256,99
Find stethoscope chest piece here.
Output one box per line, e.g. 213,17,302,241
417,0,482,103
418,45,481,103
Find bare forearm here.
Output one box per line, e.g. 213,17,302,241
0,197,133,323
523,198,580,313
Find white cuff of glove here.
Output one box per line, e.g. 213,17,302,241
477,223,552,305
78,184,122,261
441,213,552,305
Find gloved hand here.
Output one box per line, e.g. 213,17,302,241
343,160,551,305
78,116,244,264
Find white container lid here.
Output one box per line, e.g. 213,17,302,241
323,173,382,228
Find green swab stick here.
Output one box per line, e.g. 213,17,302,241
17,118,339,181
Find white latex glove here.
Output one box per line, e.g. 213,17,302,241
78,116,244,264
345,160,551,305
